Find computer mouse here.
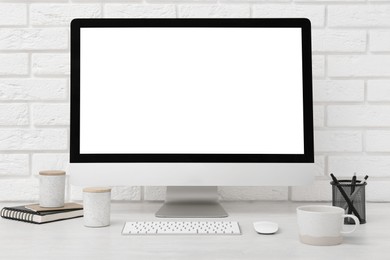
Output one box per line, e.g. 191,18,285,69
253,221,279,235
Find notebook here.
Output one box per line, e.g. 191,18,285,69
1,203,83,224
24,202,83,212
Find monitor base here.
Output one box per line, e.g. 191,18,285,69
155,186,228,218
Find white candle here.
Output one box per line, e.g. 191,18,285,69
39,170,66,208
83,187,111,227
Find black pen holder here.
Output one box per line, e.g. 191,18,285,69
331,180,366,224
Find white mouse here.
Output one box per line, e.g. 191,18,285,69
253,221,279,234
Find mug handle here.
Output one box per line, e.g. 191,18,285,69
341,214,360,234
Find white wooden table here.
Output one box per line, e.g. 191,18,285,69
0,201,388,259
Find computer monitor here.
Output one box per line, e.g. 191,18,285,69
70,18,314,217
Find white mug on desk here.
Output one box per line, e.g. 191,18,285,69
297,205,360,246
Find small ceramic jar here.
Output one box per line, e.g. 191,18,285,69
39,170,66,208
83,187,111,227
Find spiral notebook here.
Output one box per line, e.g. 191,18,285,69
1,203,83,224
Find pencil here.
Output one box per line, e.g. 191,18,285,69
348,173,357,215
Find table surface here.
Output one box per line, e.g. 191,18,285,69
0,201,388,260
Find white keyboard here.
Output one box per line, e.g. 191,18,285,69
122,221,241,235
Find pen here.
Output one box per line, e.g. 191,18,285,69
351,173,357,194
330,173,362,223
348,173,357,215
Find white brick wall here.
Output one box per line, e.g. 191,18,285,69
0,129,67,150
313,105,324,127
312,55,325,78
370,30,390,52
178,5,250,18
32,104,70,126
105,4,176,18
291,180,332,201
367,80,390,102
0,179,39,201
328,5,390,27
312,30,366,52
313,80,364,102
328,55,390,77
366,131,390,152
328,106,390,127
32,54,70,76
0,29,68,51
0,1,389,203
30,4,101,26
0,154,29,176
314,131,362,152
0,79,68,101
0,54,29,76
0,104,29,126
0,4,27,26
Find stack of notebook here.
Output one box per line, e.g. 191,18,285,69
1,203,83,224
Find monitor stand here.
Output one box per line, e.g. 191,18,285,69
155,186,228,218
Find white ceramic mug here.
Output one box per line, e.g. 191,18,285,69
297,205,360,246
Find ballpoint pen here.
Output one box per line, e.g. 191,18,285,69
348,173,357,215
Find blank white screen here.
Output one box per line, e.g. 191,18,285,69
80,28,304,154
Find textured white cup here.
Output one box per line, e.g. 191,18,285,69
39,170,66,208
83,187,111,228
297,205,360,246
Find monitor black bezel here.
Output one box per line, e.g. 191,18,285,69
70,18,314,163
